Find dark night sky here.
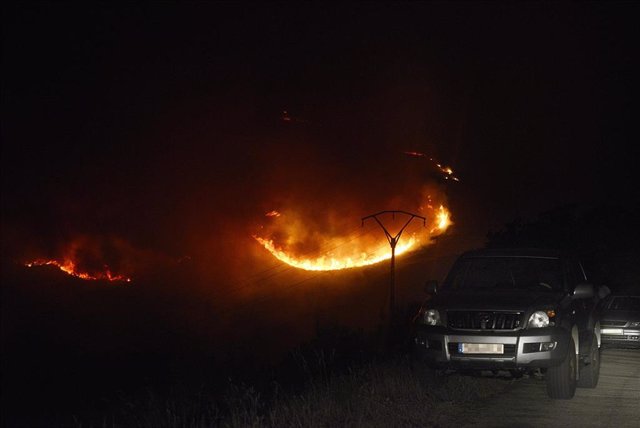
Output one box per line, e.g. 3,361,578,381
2,2,639,265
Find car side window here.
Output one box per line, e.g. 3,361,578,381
563,261,576,291
574,261,587,283
564,259,585,289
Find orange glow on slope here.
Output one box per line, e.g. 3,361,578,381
254,205,452,271
254,235,418,271
25,259,131,282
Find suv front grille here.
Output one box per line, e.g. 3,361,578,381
447,311,522,330
601,321,627,327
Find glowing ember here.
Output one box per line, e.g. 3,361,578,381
280,109,309,124
265,210,281,217
403,151,460,182
254,205,452,271
25,259,131,282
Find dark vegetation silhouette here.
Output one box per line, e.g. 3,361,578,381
486,203,640,294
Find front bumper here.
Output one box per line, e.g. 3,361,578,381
414,325,570,369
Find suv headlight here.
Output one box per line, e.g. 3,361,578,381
419,308,442,326
528,310,555,328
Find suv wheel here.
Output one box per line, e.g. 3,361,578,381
577,333,600,388
546,337,577,399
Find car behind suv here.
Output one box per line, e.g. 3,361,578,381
413,248,605,399
600,295,640,347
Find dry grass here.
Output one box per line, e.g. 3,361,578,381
81,329,516,427
114,357,513,428
254,359,510,428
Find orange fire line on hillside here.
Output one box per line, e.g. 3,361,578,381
254,205,452,271
25,259,131,283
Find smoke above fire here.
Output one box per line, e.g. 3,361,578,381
9,132,458,283
241,115,458,272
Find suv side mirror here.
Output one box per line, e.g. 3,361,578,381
424,280,438,295
572,283,595,300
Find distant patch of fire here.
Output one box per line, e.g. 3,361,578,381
25,259,131,283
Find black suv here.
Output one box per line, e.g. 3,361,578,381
413,248,605,399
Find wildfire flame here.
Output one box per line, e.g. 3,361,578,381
25,259,131,282
254,205,452,271
254,235,418,271
403,151,460,182
433,205,451,232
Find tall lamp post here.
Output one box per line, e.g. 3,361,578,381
362,211,426,322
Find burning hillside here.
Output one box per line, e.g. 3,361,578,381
22,236,141,283
254,200,452,271
25,259,131,282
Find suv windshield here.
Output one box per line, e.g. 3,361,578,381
443,256,564,292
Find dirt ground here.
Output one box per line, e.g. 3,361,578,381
447,348,640,428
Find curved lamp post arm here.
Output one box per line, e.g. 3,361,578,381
362,211,426,322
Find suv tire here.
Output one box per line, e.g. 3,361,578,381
577,333,600,388
546,337,577,399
